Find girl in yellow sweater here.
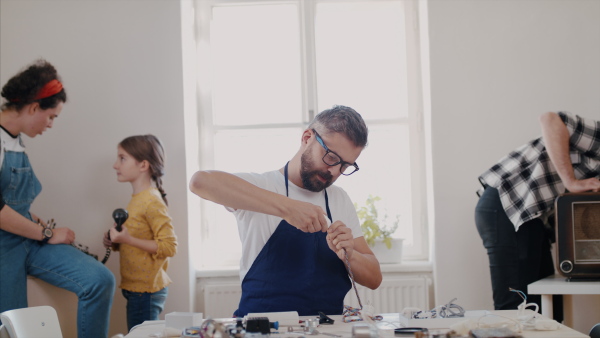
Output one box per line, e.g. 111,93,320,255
104,134,178,332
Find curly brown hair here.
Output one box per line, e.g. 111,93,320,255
1,59,67,111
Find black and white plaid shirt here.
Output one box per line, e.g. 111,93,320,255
478,112,600,230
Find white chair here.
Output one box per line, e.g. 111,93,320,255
0,306,62,338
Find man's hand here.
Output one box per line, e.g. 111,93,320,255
48,227,75,245
326,221,354,260
564,177,600,193
282,199,329,233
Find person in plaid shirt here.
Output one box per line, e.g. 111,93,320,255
475,111,600,315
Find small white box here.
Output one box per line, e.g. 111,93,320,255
165,312,203,330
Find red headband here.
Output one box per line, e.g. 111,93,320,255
34,79,63,100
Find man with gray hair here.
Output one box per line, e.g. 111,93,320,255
190,105,382,317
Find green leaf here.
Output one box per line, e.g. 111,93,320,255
355,194,401,249
383,237,392,249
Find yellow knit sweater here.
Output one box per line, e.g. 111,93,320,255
118,188,177,293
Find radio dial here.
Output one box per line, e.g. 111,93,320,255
560,260,573,274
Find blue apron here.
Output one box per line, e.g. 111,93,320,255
234,163,351,317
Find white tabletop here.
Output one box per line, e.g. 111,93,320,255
528,274,600,295
527,274,600,320
124,311,589,338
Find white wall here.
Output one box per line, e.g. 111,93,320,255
428,0,600,333
2,0,600,336
0,0,193,337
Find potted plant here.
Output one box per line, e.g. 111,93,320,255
355,195,403,264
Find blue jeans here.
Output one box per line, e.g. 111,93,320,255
0,239,115,338
122,287,168,332
1,149,115,338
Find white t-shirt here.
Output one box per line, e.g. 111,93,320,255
0,126,25,169
229,170,362,281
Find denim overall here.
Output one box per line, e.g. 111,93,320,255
0,143,115,338
234,163,351,317
0,147,42,251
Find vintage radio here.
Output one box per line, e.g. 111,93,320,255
555,192,600,279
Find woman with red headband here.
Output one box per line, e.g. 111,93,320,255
0,59,115,338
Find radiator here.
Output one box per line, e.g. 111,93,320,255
343,276,431,314
202,283,242,318
201,275,430,318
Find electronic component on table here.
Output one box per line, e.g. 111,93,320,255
394,327,428,336
318,311,335,325
245,317,278,334
469,327,522,338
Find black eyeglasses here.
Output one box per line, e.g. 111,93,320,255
312,129,359,176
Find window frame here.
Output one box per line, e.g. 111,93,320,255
192,0,430,269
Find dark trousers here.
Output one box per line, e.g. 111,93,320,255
475,187,562,320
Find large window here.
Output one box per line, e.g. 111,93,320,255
192,0,429,269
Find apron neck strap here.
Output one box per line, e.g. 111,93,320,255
284,161,332,222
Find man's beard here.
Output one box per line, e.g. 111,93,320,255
300,151,334,192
